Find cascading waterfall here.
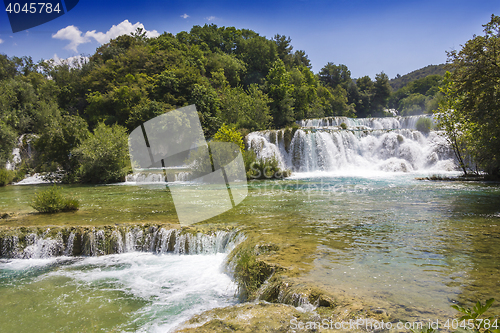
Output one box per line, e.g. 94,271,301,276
247,115,456,173
297,115,424,130
0,226,242,259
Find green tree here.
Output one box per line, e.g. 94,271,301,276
444,14,500,176
190,82,222,137
266,59,295,128
273,34,294,68
213,123,245,151
0,121,17,167
319,62,352,90
219,84,272,131
371,72,391,116
435,72,474,175
35,115,89,174
126,100,172,132
72,123,130,183
355,75,374,117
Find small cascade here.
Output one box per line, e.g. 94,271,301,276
297,115,427,130
0,225,242,259
247,115,456,173
125,170,192,183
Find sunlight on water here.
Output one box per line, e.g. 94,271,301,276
251,173,500,321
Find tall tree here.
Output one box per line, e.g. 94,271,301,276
318,62,352,90
266,59,295,128
443,14,500,176
371,72,391,116
273,34,294,68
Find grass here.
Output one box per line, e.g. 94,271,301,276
30,184,80,213
229,243,274,300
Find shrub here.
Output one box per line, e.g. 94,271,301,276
340,122,347,130
416,117,433,134
30,184,79,213
245,153,291,180
0,169,16,186
72,123,131,184
213,123,245,151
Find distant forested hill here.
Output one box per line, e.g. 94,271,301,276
390,64,447,91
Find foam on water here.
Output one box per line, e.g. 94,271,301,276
0,252,237,332
247,115,456,175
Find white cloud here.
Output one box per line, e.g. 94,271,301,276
85,20,160,44
206,16,216,21
52,25,89,52
180,13,189,19
0,38,3,44
52,20,160,53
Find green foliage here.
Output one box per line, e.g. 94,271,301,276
391,74,443,115
219,84,272,131
72,123,131,184
416,117,432,134
0,169,16,186
319,62,352,90
30,184,79,213
126,100,172,131
266,59,295,128
444,14,500,176
390,64,447,91
340,122,347,130
245,154,291,180
213,124,245,151
434,72,471,175
371,72,392,116
190,83,221,137
34,115,90,174
0,121,17,167
451,298,499,333
230,244,271,300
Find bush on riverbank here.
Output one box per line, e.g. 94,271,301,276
0,169,16,186
243,151,291,179
30,185,79,213
72,123,131,184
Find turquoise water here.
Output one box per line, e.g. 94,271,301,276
1,172,500,329
259,172,500,320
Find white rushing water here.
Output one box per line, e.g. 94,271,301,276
0,252,237,332
1,227,242,258
0,228,243,332
247,115,456,174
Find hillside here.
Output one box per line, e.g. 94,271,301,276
390,64,447,91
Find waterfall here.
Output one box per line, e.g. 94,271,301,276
247,115,456,173
0,226,242,259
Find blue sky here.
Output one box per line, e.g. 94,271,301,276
1,0,499,79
